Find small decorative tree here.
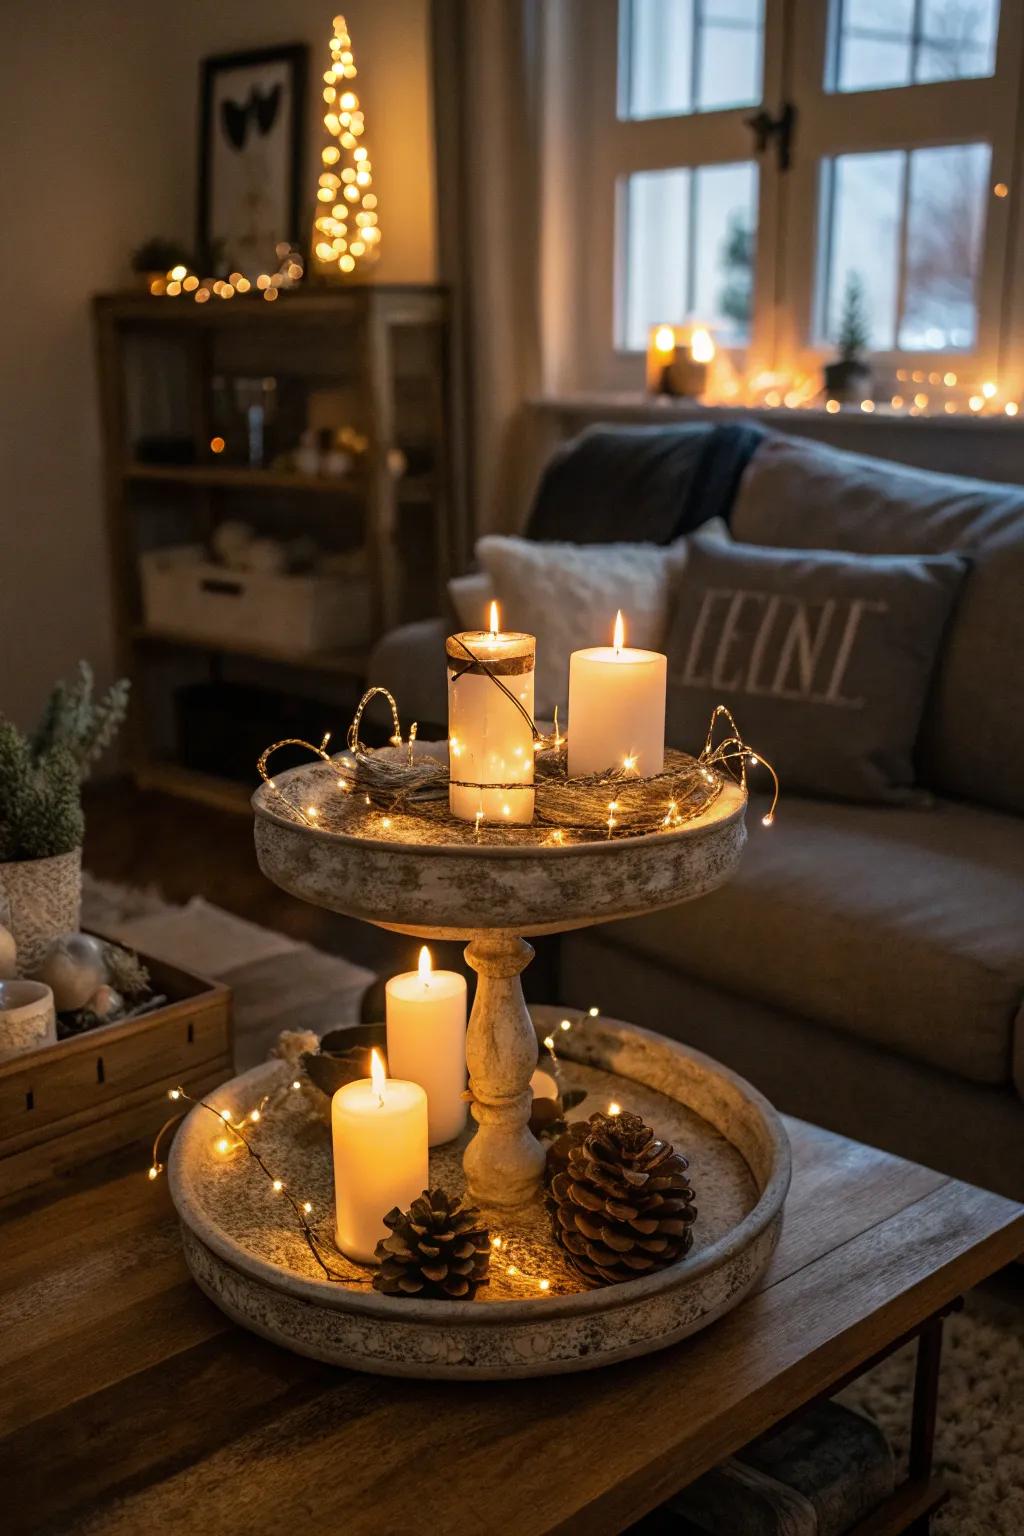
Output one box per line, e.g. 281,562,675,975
837,272,870,361
311,14,381,279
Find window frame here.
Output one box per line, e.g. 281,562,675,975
566,0,1024,396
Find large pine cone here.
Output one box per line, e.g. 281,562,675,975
373,1188,491,1300
547,1112,697,1285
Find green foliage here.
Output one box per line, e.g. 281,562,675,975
719,211,755,329
131,237,193,274
837,272,871,360
0,664,129,862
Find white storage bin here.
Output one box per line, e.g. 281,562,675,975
139,545,371,653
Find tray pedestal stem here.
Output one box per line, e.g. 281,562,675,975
463,934,546,1207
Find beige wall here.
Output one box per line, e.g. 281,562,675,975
1,0,436,728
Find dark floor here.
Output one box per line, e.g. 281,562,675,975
83,777,559,1005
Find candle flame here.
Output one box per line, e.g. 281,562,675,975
653,324,675,355
489,600,499,636
690,326,715,363
370,1047,386,1106
418,945,432,983
613,609,625,653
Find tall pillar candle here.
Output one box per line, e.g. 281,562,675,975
567,610,667,778
332,1049,428,1264
448,602,535,823
386,946,468,1145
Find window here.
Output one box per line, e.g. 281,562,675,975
619,0,765,119
818,143,991,350
570,0,1020,395
622,161,759,348
829,0,1000,93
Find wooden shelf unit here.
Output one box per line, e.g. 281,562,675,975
94,286,457,805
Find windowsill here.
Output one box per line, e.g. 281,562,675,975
530,393,1022,432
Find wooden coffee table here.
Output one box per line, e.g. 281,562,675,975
2,1111,1020,1535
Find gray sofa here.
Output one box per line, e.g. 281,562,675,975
370,427,1024,1201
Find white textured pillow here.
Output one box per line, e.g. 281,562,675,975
475,532,704,716
448,570,492,629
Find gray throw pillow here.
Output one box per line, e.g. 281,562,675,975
665,532,968,802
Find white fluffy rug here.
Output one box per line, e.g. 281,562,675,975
841,1288,1024,1534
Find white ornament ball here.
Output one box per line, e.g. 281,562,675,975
0,922,16,979
87,984,123,1020
33,933,107,1013
212,520,255,568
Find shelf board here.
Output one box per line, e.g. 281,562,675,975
132,624,370,676
133,761,254,815
122,463,435,501
123,463,365,494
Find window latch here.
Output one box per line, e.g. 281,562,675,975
744,102,796,172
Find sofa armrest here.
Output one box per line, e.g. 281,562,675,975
368,618,449,734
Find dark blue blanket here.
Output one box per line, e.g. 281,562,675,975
525,421,766,545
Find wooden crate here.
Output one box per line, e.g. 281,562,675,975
0,947,232,1202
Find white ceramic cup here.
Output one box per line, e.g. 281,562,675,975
0,979,56,1058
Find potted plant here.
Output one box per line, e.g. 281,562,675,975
0,664,129,974
824,272,873,402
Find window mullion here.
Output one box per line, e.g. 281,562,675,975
892,152,913,352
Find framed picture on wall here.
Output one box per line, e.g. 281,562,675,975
198,43,308,278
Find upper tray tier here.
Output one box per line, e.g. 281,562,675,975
252,765,747,939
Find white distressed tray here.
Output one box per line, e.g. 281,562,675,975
168,1009,790,1379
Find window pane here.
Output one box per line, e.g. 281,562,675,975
822,151,905,350
820,143,990,352
831,0,999,92
621,162,758,349
900,143,990,349
619,0,764,119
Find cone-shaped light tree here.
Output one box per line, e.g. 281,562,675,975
312,15,381,278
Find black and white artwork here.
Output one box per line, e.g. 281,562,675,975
198,45,307,277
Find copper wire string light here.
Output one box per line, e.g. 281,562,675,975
257,683,780,843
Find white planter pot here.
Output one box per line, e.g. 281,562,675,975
0,848,83,975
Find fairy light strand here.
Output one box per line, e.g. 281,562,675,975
150,1082,372,1287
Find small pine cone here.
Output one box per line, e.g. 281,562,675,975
373,1188,491,1300
547,1112,697,1286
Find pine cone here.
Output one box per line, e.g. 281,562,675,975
547,1112,697,1286
373,1188,491,1300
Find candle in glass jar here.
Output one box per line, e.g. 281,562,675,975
332,1049,428,1264
386,946,468,1146
567,610,667,778
447,601,535,823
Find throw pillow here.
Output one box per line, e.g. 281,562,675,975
448,571,491,630
664,531,968,802
476,530,720,717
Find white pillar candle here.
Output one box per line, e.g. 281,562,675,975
530,1068,560,1101
332,1049,428,1264
567,610,667,778
386,946,468,1146
448,601,536,823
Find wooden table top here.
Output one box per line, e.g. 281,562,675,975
2,1117,1021,1536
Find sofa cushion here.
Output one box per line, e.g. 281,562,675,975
664,530,967,802
607,794,1024,1087
731,433,1024,814
368,617,450,731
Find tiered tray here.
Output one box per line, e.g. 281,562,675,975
169,1007,790,1378
165,760,790,1377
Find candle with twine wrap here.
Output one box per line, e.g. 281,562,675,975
447,606,536,824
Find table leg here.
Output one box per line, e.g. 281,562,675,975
907,1315,945,1535
462,933,546,1207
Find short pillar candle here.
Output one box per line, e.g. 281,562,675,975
567,610,667,778
386,946,468,1146
447,602,536,823
332,1050,428,1264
